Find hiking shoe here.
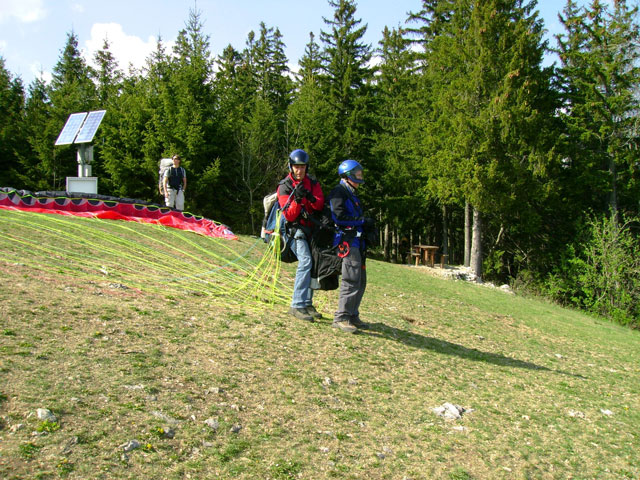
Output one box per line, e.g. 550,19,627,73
305,305,323,319
289,307,314,322
332,320,357,333
351,317,370,329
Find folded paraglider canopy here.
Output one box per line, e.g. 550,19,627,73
0,187,236,240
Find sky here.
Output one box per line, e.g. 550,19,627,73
0,0,600,88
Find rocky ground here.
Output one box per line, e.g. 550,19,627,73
411,263,514,294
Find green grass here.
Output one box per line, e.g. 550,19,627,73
0,209,639,479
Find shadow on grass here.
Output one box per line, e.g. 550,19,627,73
363,322,584,378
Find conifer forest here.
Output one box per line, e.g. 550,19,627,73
1,0,639,327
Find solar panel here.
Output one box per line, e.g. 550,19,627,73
55,112,88,146
74,110,106,144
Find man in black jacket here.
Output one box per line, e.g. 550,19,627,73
328,160,374,333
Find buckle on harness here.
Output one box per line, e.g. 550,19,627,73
337,241,350,258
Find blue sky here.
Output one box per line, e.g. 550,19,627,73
0,0,595,88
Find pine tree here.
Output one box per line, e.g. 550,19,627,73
288,32,335,185
318,0,374,181
556,0,640,219
21,75,52,190
419,0,558,279
93,38,123,105
372,27,424,260
0,58,27,188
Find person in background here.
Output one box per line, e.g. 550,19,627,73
277,149,325,322
328,160,374,333
163,154,187,211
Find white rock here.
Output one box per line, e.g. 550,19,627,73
432,403,471,420
119,440,141,452
600,409,614,416
36,408,57,423
204,418,219,431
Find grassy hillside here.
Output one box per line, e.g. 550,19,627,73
1,209,639,479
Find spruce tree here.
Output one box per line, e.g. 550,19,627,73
318,0,374,181
556,0,640,219
288,32,334,185
372,27,424,259
0,58,27,188
21,76,52,191
419,0,558,279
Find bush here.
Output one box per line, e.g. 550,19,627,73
540,214,640,328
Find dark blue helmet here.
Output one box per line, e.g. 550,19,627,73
289,149,309,170
338,159,364,184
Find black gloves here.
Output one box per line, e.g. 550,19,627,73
305,189,317,204
293,183,316,203
293,183,307,202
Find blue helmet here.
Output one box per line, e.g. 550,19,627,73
338,159,364,184
289,149,309,171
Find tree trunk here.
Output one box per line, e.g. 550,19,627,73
471,207,483,280
393,227,398,263
442,204,449,258
383,223,391,262
609,155,618,223
464,200,471,267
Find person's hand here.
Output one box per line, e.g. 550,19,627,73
305,189,316,203
293,183,308,203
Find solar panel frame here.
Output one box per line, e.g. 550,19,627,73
54,112,88,146
74,110,107,144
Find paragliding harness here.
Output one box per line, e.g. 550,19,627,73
167,167,186,191
261,178,298,264
308,203,342,290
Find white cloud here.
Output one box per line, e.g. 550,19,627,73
84,23,165,73
0,0,46,23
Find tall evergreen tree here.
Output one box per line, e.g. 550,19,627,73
556,0,640,219
372,27,425,259
0,57,27,188
318,0,374,182
21,75,52,190
93,38,123,105
419,0,558,279
288,32,334,183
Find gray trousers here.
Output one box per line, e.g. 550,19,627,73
335,247,367,322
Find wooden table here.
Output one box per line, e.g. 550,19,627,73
412,245,439,267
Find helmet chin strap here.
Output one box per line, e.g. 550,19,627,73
346,178,359,188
